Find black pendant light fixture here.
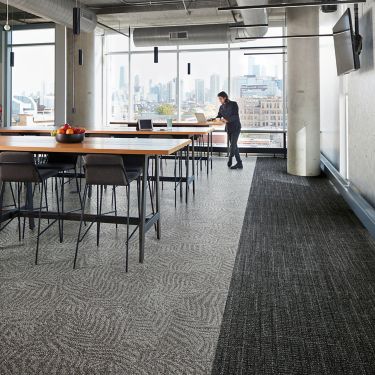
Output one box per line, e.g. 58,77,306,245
187,63,191,75
154,47,159,63
78,48,83,65
10,51,14,67
73,6,81,35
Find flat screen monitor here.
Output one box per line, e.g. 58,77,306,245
333,9,360,76
137,119,153,131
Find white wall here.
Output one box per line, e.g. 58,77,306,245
348,4,375,206
320,4,375,206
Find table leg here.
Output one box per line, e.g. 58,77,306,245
185,146,189,204
155,155,161,240
139,155,149,263
283,131,287,159
26,182,35,229
210,131,213,170
192,137,195,195
206,134,209,175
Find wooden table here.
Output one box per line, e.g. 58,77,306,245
0,136,191,263
0,126,215,194
109,120,222,127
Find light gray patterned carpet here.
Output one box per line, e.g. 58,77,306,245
0,157,256,375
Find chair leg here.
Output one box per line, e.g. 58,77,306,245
74,184,88,269
60,172,65,241
43,180,50,225
75,167,82,209
35,181,44,265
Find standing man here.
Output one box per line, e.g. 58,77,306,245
216,91,243,169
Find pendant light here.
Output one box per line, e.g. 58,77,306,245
4,0,10,31
154,47,159,63
73,6,80,35
78,49,83,65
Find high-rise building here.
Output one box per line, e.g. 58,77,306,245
195,79,205,104
248,56,260,77
119,66,126,90
210,74,220,102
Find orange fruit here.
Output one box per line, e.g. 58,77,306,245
66,129,74,135
57,129,65,134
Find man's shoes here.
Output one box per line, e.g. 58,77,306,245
230,163,243,170
227,159,233,168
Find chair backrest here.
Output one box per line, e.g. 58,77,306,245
0,152,41,183
84,154,129,186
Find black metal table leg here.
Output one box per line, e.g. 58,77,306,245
155,155,161,240
210,131,213,170
139,155,149,263
283,131,287,159
26,182,35,229
206,133,209,175
192,137,195,194
185,146,189,204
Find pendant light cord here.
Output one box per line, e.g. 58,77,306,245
6,0,9,26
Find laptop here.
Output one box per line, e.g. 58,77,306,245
137,119,154,131
195,113,207,123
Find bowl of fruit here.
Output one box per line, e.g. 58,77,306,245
52,124,86,143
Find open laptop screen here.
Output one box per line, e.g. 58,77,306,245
137,119,153,131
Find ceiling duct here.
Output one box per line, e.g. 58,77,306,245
133,1,268,46
1,0,97,32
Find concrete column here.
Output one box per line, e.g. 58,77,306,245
55,24,66,126
66,30,95,128
287,8,320,176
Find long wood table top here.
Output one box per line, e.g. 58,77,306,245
0,136,191,155
0,126,214,136
110,121,222,127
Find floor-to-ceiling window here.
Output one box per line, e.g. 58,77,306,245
6,26,55,126
131,52,177,121
104,27,286,149
179,49,228,121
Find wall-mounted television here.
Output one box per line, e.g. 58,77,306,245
333,9,360,76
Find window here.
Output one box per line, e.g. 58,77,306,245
103,27,286,152
131,52,177,121
105,54,129,122
7,27,55,126
179,51,228,121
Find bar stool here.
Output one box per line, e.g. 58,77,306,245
38,153,82,241
0,152,61,264
74,154,141,271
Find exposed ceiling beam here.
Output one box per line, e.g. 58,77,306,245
218,0,365,11
91,0,219,14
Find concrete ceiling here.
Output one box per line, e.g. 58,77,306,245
0,3,46,25
80,0,285,30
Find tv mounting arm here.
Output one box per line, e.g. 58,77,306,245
354,4,363,55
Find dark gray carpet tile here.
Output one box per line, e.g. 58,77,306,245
212,157,375,375
0,157,256,375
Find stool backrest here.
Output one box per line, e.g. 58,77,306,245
84,154,129,186
0,152,41,183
